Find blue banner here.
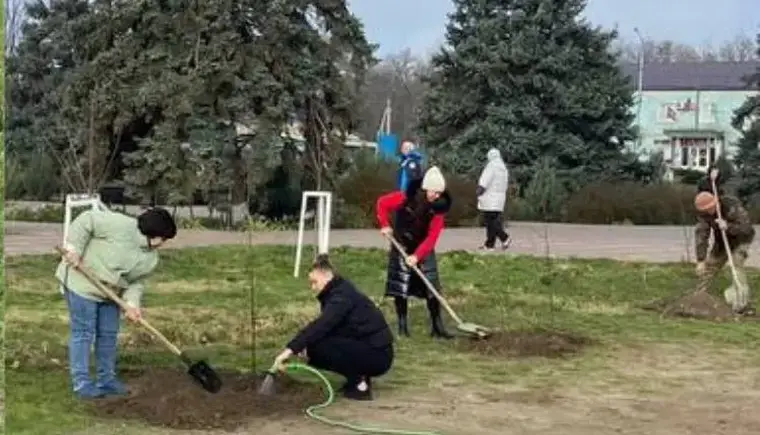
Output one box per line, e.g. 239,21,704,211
377,133,398,160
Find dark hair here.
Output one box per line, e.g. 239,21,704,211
137,208,177,240
311,254,334,272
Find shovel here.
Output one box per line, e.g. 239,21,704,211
385,234,492,339
711,180,749,310
257,363,279,396
55,246,223,394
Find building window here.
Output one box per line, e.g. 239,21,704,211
673,137,719,170
698,148,707,167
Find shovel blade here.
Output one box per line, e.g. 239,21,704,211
257,373,277,396
187,360,223,393
457,322,491,339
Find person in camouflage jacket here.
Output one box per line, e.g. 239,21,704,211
694,184,756,315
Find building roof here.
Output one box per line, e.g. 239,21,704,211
619,61,760,91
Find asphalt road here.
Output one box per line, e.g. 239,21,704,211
6,220,759,267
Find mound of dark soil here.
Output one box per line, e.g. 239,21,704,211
457,329,591,358
662,291,734,320
644,291,759,322
90,369,324,431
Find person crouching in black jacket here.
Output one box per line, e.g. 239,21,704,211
270,255,394,401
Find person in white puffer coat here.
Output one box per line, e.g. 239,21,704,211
476,148,511,251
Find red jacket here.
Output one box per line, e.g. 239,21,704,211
376,190,447,261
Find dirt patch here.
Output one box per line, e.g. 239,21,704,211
665,291,735,320
90,369,324,431
643,291,760,322
457,329,591,358
652,291,735,321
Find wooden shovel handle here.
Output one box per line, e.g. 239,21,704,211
54,246,183,357
383,234,464,325
709,181,740,285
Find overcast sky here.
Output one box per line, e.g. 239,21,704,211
348,0,760,56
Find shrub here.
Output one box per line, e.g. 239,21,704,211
672,168,704,185
336,159,481,227
335,159,397,228
521,159,568,221
5,205,69,223
563,182,698,225
443,175,480,226
333,202,374,229
505,197,537,222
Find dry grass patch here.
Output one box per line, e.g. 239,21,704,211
509,292,631,315
152,280,228,294
602,343,760,392
6,308,68,324
7,277,54,295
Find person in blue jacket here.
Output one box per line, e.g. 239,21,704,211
397,140,424,191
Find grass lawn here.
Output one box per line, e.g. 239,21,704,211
5,245,760,435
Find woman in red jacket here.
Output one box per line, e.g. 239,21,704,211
376,166,453,339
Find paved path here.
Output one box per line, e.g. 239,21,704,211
6,221,760,267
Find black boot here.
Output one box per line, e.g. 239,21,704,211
394,297,410,337
343,377,373,401
427,298,454,339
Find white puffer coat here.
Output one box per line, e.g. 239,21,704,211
477,148,509,212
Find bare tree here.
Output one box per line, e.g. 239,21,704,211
716,37,758,62
613,38,660,63
615,33,759,64
45,93,122,196
356,49,431,140
726,33,757,61
671,44,701,62
718,41,739,62
699,42,719,61
5,0,26,55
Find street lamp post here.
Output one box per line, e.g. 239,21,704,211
633,27,645,153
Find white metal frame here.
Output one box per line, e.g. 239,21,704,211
60,193,108,294
63,193,108,245
293,191,332,278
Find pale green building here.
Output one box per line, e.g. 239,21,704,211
621,61,759,174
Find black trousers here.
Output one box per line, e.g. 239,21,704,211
307,337,393,384
482,211,508,248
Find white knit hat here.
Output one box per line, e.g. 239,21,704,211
421,166,446,192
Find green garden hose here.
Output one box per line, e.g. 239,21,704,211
285,362,443,435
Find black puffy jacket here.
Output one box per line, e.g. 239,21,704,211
287,276,393,354
392,179,452,252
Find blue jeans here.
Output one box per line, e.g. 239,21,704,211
65,289,121,393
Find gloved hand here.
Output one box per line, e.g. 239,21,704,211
695,261,706,276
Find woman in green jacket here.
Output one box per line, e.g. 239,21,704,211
56,207,177,399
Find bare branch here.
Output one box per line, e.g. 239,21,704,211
4,0,26,56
